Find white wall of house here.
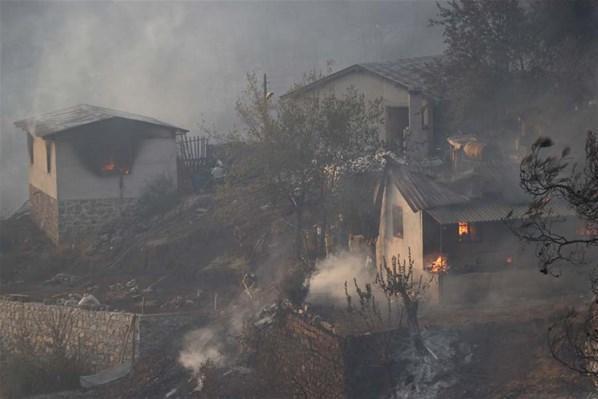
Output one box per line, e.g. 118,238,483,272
56,134,177,201
29,136,58,198
296,70,433,155
377,183,424,269
376,182,439,302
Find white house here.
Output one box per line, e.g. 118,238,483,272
283,56,441,158
15,104,188,243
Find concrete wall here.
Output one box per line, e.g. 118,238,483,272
56,133,177,201
29,136,57,199
441,266,593,304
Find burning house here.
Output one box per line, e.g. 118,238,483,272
14,104,188,243
283,55,441,158
375,148,581,303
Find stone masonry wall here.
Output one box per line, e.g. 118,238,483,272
29,185,59,243
256,311,347,399
0,300,200,373
58,197,136,240
0,300,136,372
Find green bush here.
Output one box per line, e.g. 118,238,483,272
137,175,180,217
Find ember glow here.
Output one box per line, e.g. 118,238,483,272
102,161,116,172
429,255,448,273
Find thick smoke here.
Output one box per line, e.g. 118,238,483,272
307,250,376,305
0,1,444,217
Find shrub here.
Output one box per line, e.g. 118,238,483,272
0,352,84,398
137,175,180,217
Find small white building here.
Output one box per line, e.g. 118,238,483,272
14,104,188,243
283,56,441,158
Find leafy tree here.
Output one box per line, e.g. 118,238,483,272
430,0,598,135
233,73,383,259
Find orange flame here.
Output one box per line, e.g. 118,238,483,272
429,255,448,273
102,161,116,172
458,222,469,236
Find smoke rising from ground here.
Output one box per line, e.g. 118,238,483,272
0,1,444,217
307,251,376,306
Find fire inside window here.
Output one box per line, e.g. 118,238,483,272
457,221,479,241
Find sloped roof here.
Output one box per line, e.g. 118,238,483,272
389,165,470,212
283,55,441,99
427,200,577,224
14,104,189,137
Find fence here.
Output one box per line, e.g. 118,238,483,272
176,135,210,192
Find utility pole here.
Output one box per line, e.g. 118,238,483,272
263,73,268,100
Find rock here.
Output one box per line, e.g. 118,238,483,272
78,294,101,308
125,279,137,288
64,299,79,307
44,273,79,286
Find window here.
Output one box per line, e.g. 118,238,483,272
45,141,52,173
392,205,404,238
27,134,34,164
385,107,409,154
457,221,479,242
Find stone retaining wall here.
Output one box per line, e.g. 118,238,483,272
256,309,404,399
0,300,199,373
0,300,135,371
58,197,136,240
29,185,59,243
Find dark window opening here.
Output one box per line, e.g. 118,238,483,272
72,132,140,177
385,106,409,154
27,134,34,164
393,205,404,238
45,141,52,173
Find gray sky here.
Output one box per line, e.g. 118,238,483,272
0,0,444,216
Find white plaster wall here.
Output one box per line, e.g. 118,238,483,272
377,183,424,269
29,136,57,198
376,180,439,302
56,135,177,201
300,70,433,153
310,70,410,107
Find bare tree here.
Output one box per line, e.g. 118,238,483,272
516,131,598,273
376,252,431,357
516,131,598,377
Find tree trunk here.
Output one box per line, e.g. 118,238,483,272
402,295,427,356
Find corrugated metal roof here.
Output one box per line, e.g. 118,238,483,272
390,165,470,212
283,55,442,99
14,104,189,137
426,201,577,224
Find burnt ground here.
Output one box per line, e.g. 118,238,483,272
2,194,596,398
0,189,287,313
438,317,593,399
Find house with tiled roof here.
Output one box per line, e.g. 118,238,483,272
283,55,442,159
